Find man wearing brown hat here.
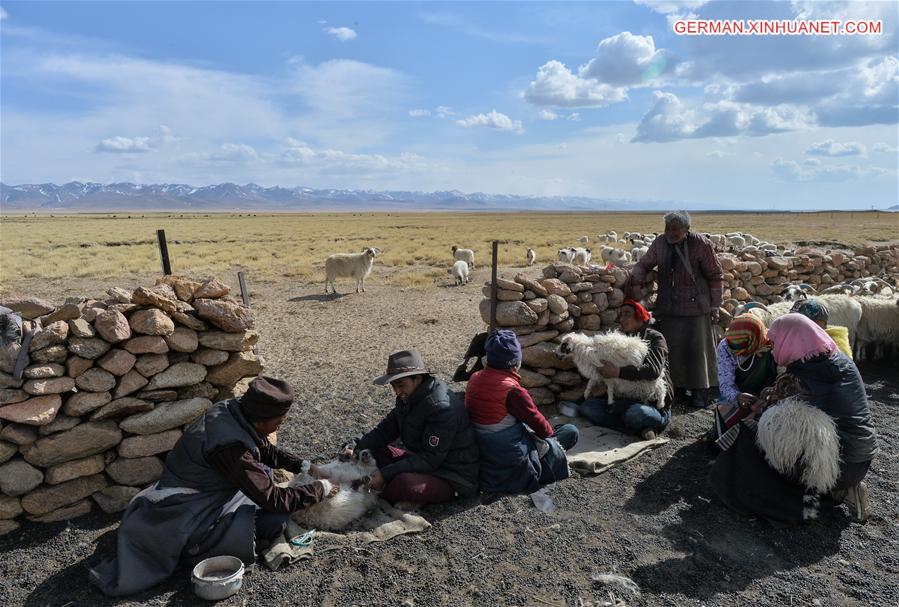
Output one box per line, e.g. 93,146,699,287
91,376,336,597
343,349,479,504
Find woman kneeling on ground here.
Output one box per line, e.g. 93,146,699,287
465,330,578,493
708,313,778,440
343,349,480,504
710,314,877,524
579,300,674,440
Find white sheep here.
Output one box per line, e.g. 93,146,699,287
854,295,899,361
631,246,648,263
578,236,590,244
451,245,475,268
526,248,536,266
599,246,616,264
288,450,380,530
573,247,592,267
609,248,631,267
449,260,470,286
735,295,862,350
726,235,746,250
325,247,380,294
556,331,667,408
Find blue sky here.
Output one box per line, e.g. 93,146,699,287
0,1,897,209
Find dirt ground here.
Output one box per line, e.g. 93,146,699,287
1,269,897,607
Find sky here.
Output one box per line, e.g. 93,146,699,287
0,1,897,210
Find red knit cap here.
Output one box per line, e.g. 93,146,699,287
621,299,651,323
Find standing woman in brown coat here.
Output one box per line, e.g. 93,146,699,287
627,211,724,408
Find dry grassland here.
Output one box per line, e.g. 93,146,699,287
1,211,896,293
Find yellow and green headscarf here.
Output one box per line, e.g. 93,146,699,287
725,313,769,356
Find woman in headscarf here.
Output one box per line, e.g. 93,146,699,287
791,297,853,358
709,314,877,524
710,313,778,438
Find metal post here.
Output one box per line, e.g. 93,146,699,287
237,271,250,306
489,240,499,334
156,229,172,275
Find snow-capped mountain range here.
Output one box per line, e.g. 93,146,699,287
0,181,686,212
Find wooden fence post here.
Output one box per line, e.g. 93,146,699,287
237,271,250,306
156,229,172,275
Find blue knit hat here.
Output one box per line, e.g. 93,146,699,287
485,330,522,369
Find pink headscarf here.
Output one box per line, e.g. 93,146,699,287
767,313,838,367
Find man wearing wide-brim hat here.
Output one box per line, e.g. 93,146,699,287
343,349,480,503
91,376,338,597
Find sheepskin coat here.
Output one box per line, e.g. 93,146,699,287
354,376,480,497
629,232,724,317
788,353,878,463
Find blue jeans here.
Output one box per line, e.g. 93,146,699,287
580,398,670,436
552,423,579,450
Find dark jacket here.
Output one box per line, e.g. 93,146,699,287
629,232,724,317
788,353,878,463
619,325,674,408
354,376,480,497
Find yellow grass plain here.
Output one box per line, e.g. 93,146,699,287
1,211,896,293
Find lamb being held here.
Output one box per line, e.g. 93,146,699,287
556,331,667,409
288,449,379,530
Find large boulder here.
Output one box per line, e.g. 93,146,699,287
0,495,23,519
119,397,213,435
23,421,122,467
31,345,68,364
21,474,107,516
191,348,229,366
93,309,132,343
197,331,259,352
76,368,117,393
63,391,112,416
0,459,45,496
522,342,574,369
144,362,207,390
129,309,175,336
23,377,75,396
164,327,199,353
0,394,62,426
66,356,94,378
131,285,179,313
23,363,65,379
118,430,181,458
97,349,137,376
93,486,141,514
134,353,170,377
1,298,55,320
205,352,264,386
92,397,154,421
68,337,111,360
123,336,169,355
44,454,106,485
113,369,150,399
194,299,255,333
105,456,164,486
478,300,538,326
27,499,93,523
29,321,69,352
193,278,231,299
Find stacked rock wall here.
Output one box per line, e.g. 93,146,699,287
0,276,263,534
480,244,899,408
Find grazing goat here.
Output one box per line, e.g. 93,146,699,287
556,332,667,408
325,247,380,294
526,248,536,266
452,245,475,268
449,260,470,286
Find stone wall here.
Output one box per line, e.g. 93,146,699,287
479,244,899,408
0,276,263,534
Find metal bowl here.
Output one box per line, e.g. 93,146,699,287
191,555,245,601
558,401,579,418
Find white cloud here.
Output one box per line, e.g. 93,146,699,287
208,143,259,162
805,140,867,157
567,112,581,122
435,106,455,118
324,26,357,42
540,109,558,121
280,138,429,172
0,7,8,20
873,142,898,154
580,32,675,86
633,0,709,16
408,109,431,117
456,110,524,133
95,125,177,154
96,136,153,153
771,158,886,182
524,60,627,108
